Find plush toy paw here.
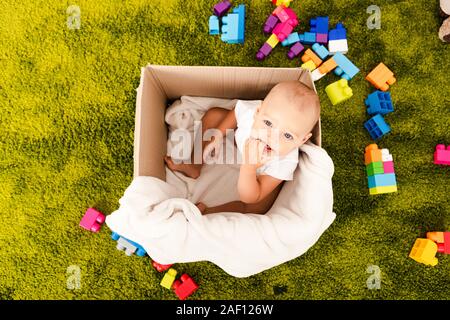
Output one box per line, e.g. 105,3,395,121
439,17,450,43
441,0,450,17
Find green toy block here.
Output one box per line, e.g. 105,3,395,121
366,161,384,176
324,79,353,105
160,268,177,289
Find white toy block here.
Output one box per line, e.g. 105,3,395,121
311,69,326,81
328,39,348,54
381,149,393,162
117,237,137,256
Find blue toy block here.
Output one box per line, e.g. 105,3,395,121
281,32,301,46
367,173,397,188
365,91,394,115
310,16,329,34
209,16,220,35
312,43,330,60
364,114,391,140
299,32,316,44
111,232,147,257
332,52,360,80
221,4,246,44
329,22,347,41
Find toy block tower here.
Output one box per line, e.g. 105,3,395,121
364,144,397,195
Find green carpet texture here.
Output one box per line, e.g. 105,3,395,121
0,0,449,300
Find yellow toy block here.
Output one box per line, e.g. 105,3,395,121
409,239,438,266
369,185,397,195
324,79,353,105
274,0,291,7
160,268,177,289
266,34,279,48
301,60,317,72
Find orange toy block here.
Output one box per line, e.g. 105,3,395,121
364,144,382,165
427,231,450,254
317,57,338,75
301,49,322,67
366,63,396,91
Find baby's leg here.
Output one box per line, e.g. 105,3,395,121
165,107,230,178
199,183,284,215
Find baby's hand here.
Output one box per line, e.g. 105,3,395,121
203,136,223,164
243,138,273,168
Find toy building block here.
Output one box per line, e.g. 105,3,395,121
263,14,279,34
369,185,397,195
409,238,438,266
273,6,298,26
152,261,173,272
111,232,147,257
329,22,347,40
325,79,353,106
310,16,329,44
209,16,220,35
332,52,360,80
364,114,391,140
364,144,382,165
383,161,395,174
312,43,330,60
367,173,396,188
310,57,338,81
173,274,199,300
287,42,304,59
266,33,279,48
366,63,396,91
427,232,450,254
79,208,105,232
434,144,450,165
301,60,317,72
221,4,246,44
256,42,273,61
160,268,177,289
301,49,322,67
281,32,300,46
311,69,325,82
272,0,292,7
366,162,384,176
381,148,393,162
328,39,348,54
273,20,295,42
365,91,394,115
213,0,232,17
298,32,316,44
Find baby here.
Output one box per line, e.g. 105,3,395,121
165,81,320,215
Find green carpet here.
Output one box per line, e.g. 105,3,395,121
1,0,449,300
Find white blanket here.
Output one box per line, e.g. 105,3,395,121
106,96,336,278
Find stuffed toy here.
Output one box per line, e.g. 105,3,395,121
440,0,450,42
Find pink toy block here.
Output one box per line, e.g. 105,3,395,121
79,207,105,232
273,7,298,26
383,161,395,173
272,21,295,42
434,144,450,165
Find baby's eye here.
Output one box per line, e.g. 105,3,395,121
284,133,293,140
263,120,272,127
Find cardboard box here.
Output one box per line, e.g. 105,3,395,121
134,65,321,180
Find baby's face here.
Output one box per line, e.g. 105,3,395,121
251,90,315,157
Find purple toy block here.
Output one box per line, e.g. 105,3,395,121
80,208,106,233
434,144,450,165
287,42,305,59
213,0,232,17
316,33,328,44
383,161,395,173
272,21,294,42
263,14,279,34
256,42,273,61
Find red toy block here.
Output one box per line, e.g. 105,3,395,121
383,161,395,173
152,261,173,272
172,274,199,300
434,144,450,165
79,207,105,232
272,20,295,42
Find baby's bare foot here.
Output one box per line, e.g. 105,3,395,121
164,156,201,179
196,202,207,215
